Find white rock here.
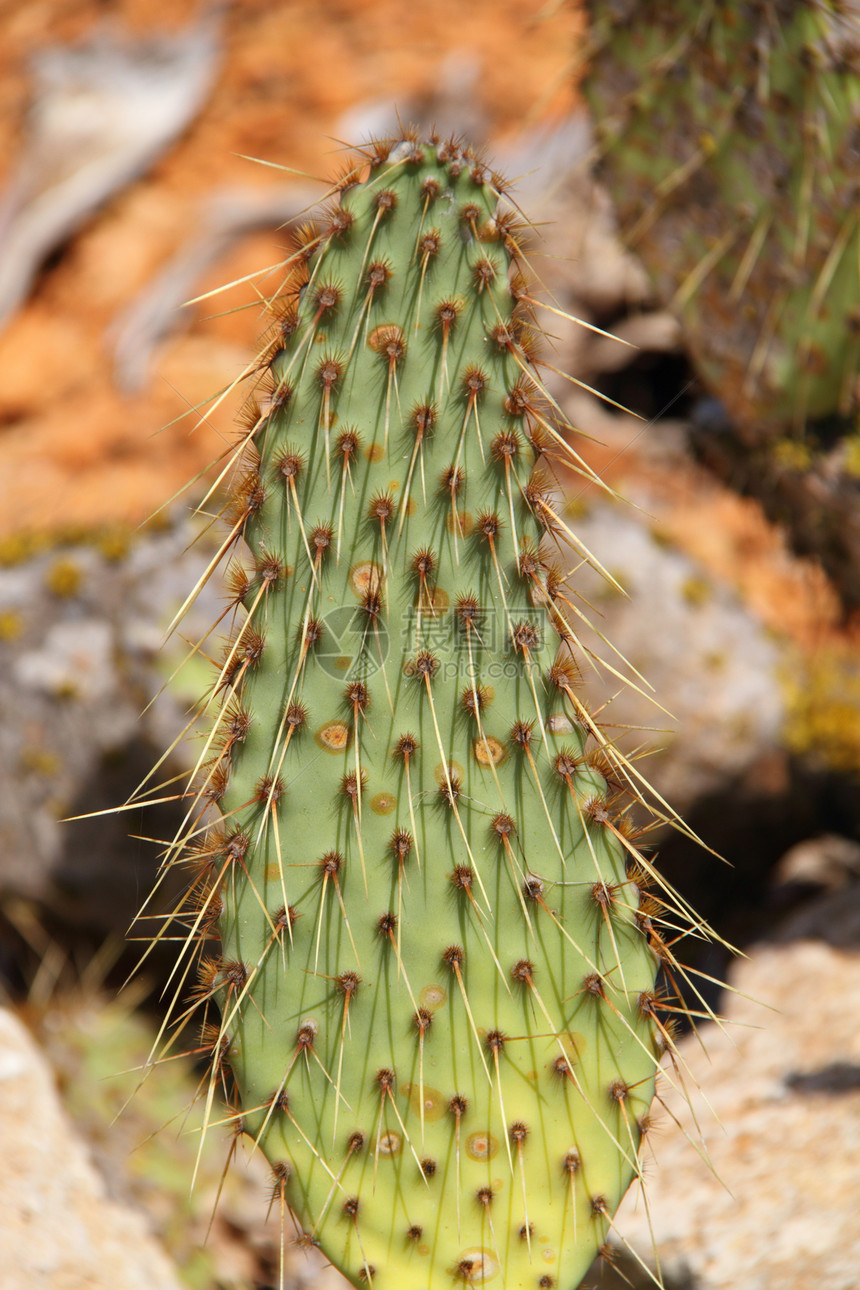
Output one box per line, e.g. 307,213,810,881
13,618,114,700
616,941,860,1290
0,1007,182,1290
560,500,785,809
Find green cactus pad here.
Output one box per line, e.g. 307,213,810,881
583,0,860,434
150,135,708,1290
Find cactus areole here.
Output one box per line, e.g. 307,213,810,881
160,135,696,1290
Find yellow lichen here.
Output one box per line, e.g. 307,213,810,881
53,679,80,701
0,523,136,573
648,524,675,550
45,557,83,598
18,747,60,777
0,610,23,641
595,567,629,601
782,646,860,775
772,438,814,473
94,526,133,561
564,495,591,521
842,434,860,480
0,532,48,567
680,575,712,607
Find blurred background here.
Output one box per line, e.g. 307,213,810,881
0,1,859,1288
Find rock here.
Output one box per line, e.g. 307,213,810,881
0,16,221,329
773,834,860,892
24,983,352,1290
557,496,785,812
768,881,860,951
0,1005,182,1290
0,521,220,934
615,941,860,1290
583,309,682,376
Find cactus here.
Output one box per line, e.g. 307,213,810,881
144,133,715,1290
581,1,860,609
582,0,860,434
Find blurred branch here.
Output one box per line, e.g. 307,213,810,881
0,12,222,330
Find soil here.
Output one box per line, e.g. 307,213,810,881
0,0,579,540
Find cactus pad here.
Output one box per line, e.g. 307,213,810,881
583,0,860,434
146,134,712,1290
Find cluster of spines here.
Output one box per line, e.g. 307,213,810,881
129,131,717,1290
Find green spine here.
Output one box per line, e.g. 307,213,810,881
159,135,707,1290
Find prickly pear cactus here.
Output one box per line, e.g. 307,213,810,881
152,134,709,1290
583,0,860,433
